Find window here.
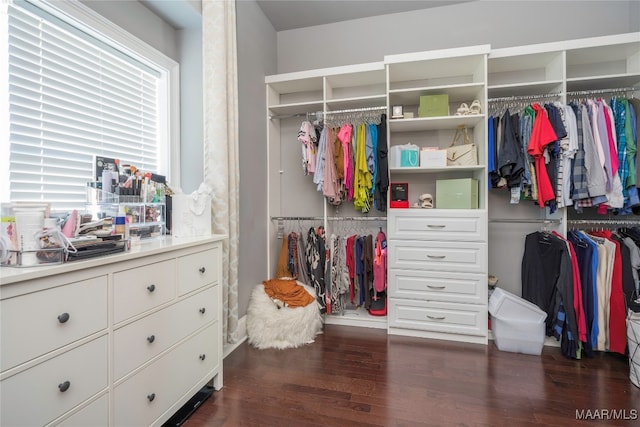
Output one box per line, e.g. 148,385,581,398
1,0,179,212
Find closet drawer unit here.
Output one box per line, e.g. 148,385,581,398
388,269,486,304
388,299,487,337
388,240,487,273
388,210,487,242
56,394,108,427
113,259,176,324
177,247,219,296
113,286,217,380
1,276,107,372
0,335,107,427
114,323,219,427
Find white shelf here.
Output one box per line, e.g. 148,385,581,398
390,165,485,174
388,82,485,105
389,114,485,132
267,101,324,117
488,80,563,98
326,95,387,111
566,73,640,92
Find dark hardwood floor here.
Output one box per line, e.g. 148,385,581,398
185,325,639,427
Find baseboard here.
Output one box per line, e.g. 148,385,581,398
223,314,247,358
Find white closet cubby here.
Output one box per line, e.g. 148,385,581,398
487,32,640,299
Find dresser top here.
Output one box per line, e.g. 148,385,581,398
0,235,227,286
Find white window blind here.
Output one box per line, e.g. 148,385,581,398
4,1,164,212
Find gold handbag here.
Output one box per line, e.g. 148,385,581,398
446,125,478,166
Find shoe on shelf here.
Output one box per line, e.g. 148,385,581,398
455,103,469,116
469,99,482,115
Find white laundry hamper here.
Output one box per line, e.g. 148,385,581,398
628,310,640,388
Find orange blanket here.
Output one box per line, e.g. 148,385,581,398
262,279,315,308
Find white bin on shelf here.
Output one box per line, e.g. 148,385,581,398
489,287,547,355
628,310,640,388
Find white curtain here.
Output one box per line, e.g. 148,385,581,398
202,0,240,343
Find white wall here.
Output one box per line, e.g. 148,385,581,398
276,0,640,73
236,0,277,316
81,1,179,61
178,26,204,194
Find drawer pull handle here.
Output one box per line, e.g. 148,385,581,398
427,285,446,289
147,284,156,292
147,393,156,402
147,335,155,343
199,307,206,314
199,267,206,274
57,312,70,323
427,255,446,259
199,354,206,361
427,224,446,229
427,315,446,320
58,381,71,392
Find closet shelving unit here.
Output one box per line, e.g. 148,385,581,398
486,32,640,298
383,45,490,345
266,62,390,329
264,33,639,346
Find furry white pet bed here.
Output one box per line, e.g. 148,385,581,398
246,282,323,350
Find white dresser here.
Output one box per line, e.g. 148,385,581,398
387,209,488,344
0,235,226,426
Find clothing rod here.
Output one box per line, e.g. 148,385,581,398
322,106,387,115
567,219,640,225
488,93,562,103
489,218,562,224
268,111,319,120
271,216,387,221
566,87,637,96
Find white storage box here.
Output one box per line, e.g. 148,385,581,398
420,148,446,168
489,287,547,355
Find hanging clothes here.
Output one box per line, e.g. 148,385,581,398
305,226,326,314
373,230,387,293
297,121,317,176
527,103,559,208
374,114,389,212
497,109,525,189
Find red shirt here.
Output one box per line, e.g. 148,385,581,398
527,104,558,208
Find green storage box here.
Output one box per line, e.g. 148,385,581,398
436,178,478,209
419,94,449,117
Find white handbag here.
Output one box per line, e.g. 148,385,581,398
446,125,478,166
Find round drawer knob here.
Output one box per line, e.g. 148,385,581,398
147,284,156,292
147,393,156,402
147,335,155,343
199,354,206,361
57,312,70,323
199,307,206,314
58,381,71,392
199,267,206,274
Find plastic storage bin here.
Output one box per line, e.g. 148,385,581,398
628,310,640,388
489,287,547,355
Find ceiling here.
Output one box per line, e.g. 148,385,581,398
256,0,473,31
140,0,473,31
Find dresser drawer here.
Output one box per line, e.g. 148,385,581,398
177,247,219,295
1,336,107,427
114,323,219,427
56,394,108,427
113,260,176,324
113,286,217,380
1,276,107,372
388,299,487,337
388,240,487,273
388,269,486,304
388,210,486,241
